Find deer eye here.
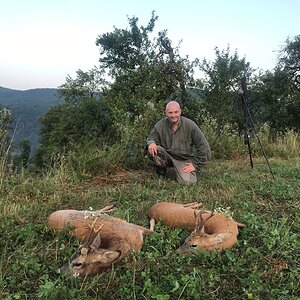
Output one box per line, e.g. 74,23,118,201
190,244,198,248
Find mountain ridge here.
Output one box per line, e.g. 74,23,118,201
0,86,63,153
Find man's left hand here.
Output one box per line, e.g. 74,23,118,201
182,162,196,173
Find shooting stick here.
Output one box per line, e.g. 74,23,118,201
241,77,275,179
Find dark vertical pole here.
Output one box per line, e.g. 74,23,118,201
241,77,253,169
241,77,275,179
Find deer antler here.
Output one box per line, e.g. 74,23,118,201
81,218,104,251
194,201,216,233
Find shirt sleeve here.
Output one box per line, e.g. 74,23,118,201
191,126,211,170
146,124,161,149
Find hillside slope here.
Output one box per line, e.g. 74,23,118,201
0,86,63,153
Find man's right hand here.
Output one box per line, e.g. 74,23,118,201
148,143,157,156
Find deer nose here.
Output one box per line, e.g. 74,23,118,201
57,262,71,275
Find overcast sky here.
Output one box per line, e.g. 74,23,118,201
1,0,299,90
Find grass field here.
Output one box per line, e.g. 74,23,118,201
1,157,299,299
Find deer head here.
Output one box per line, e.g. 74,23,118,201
176,211,233,253
67,219,121,277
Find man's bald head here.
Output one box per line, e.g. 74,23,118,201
166,101,181,112
165,101,181,126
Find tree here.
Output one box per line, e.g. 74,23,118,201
251,35,300,133
253,68,300,133
13,139,31,169
278,35,300,92
34,66,115,166
58,67,107,104
96,11,197,118
0,107,12,143
96,13,157,77
35,98,114,166
198,46,254,131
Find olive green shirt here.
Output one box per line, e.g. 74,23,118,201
146,116,211,170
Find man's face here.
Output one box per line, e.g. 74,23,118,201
165,103,181,125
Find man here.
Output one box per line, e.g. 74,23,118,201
146,101,211,185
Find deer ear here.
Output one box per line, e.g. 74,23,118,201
194,211,204,233
210,232,233,246
97,250,121,263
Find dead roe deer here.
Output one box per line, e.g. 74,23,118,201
147,201,245,252
47,205,152,276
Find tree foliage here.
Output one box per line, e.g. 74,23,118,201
0,107,12,141
58,67,107,104
251,36,300,133
96,13,157,76
278,35,300,92
35,98,114,166
96,11,197,116
253,68,300,133
198,46,254,130
35,67,114,166
13,139,31,169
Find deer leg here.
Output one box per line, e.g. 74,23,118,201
236,221,246,228
99,204,115,213
93,204,115,216
183,202,204,209
149,218,156,232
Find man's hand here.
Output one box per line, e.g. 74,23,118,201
182,162,196,173
148,143,157,156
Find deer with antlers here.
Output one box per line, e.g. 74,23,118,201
147,201,245,253
47,205,152,277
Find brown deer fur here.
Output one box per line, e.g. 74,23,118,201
147,202,245,252
147,201,205,231
47,207,152,276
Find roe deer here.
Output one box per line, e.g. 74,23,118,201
147,202,245,252
177,210,246,253
147,201,205,231
47,205,152,276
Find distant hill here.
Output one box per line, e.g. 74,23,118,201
0,86,63,154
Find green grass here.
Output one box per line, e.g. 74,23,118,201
1,157,300,299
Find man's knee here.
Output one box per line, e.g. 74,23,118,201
185,179,197,186
176,173,197,185
177,178,197,186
